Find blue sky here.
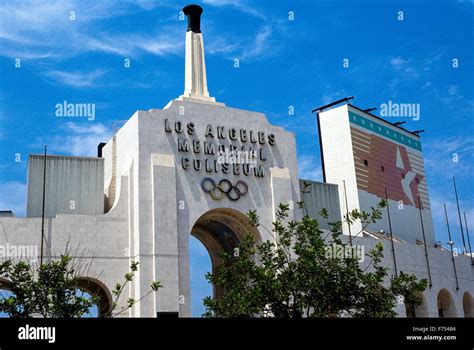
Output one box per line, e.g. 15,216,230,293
0,0,473,315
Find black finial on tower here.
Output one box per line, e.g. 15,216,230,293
183,4,203,33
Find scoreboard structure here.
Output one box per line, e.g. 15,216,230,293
317,103,435,244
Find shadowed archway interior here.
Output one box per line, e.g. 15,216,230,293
76,277,113,317
193,220,240,257
405,291,429,318
190,208,261,299
437,288,457,318
463,292,473,318
0,276,111,317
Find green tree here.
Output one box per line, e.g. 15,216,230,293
107,260,162,317
203,201,427,318
0,254,162,318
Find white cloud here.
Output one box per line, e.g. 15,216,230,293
240,26,272,60
298,155,322,182
424,136,474,180
422,82,467,109
0,181,27,217
389,56,420,80
422,53,442,71
426,136,474,154
447,85,459,96
206,36,240,55
202,0,267,20
0,0,278,68
0,1,182,61
320,85,348,105
133,35,183,56
49,122,112,157
205,24,277,61
0,0,266,62
80,28,184,58
202,0,242,5
386,53,444,96
441,84,464,105
130,0,171,10
42,69,107,88
390,57,408,67
321,92,346,105
65,122,110,135
200,1,281,61
0,1,109,58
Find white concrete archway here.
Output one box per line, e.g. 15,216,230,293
405,291,429,318
76,276,113,317
437,288,457,318
463,292,473,318
190,207,262,299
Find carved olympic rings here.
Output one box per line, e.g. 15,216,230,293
200,178,248,201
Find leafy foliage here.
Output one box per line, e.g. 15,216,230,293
0,255,98,317
107,260,162,317
204,201,427,318
0,254,162,318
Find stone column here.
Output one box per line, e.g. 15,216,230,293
151,154,180,316
270,167,294,222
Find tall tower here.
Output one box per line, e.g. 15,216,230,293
317,103,435,244
177,4,221,105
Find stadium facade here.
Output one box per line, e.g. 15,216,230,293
0,4,472,318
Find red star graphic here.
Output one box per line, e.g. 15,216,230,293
353,133,424,209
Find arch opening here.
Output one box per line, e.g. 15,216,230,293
437,288,457,318
189,208,261,307
0,278,13,318
76,277,113,318
405,291,429,318
0,276,111,318
189,236,212,317
463,292,473,318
